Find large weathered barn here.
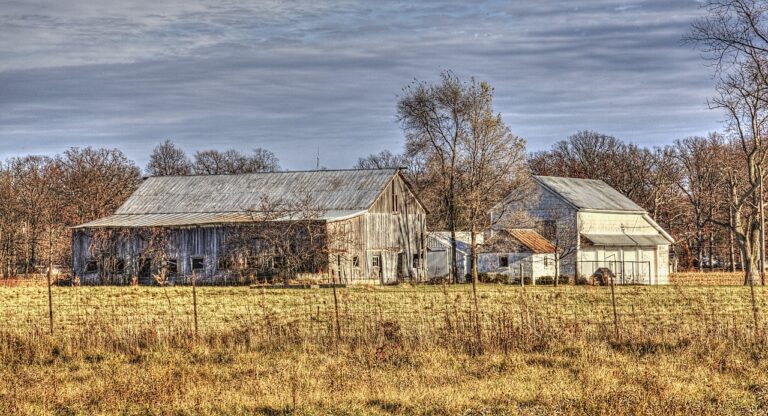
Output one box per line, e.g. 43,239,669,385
73,169,427,285
492,176,674,284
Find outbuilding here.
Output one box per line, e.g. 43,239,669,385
478,229,557,281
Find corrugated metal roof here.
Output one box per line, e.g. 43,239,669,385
534,176,645,212
508,229,556,253
427,233,471,254
74,210,367,228
583,233,670,246
77,169,397,228
118,169,397,214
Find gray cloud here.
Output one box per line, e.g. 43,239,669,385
0,0,719,170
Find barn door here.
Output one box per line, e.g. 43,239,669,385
371,254,383,284
397,252,406,280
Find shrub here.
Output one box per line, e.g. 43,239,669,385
536,276,554,285
575,276,589,285
510,276,532,285
478,272,501,283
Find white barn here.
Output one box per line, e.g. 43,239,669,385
493,176,674,284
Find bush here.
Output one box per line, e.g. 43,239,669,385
536,276,554,285
575,276,589,285
510,276,532,285
478,272,507,284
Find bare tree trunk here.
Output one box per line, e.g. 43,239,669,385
709,231,715,272
46,228,54,335
697,228,703,272
730,205,737,272
450,228,458,284
760,166,766,285
470,228,478,287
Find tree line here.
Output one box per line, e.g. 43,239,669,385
0,144,280,277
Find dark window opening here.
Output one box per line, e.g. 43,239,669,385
499,255,509,268
412,254,420,268
392,191,399,213
114,259,125,274
271,256,285,268
139,258,152,278
540,220,557,240
166,259,178,276
191,257,205,271
372,255,381,268
352,255,360,268
217,256,231,271
544,256,549,267
84,259,98,274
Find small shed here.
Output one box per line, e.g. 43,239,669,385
426,232,480,281
478,229,557,281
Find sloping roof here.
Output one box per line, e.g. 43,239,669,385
427,233,471,255
480,229,555,254
508,229,556,253
534,176,645,212
77,210,367,228
582,233,670,246
76,169,399,228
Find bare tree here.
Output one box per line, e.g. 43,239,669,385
712,62,768,286
354,150,407,170
457,80,531,291
193,148,280,175
146,140,192,176
673,134,725,272
397,71,476,283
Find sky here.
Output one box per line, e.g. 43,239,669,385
0,0,721,170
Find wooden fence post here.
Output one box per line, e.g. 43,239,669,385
609,273,620,341
46,268,54,335
191,267,199,337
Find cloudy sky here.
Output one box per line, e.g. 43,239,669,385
0,0,720,170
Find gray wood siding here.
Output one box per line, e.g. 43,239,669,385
72,172,427,285
362,174,427,283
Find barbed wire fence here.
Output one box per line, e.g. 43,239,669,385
0,276,766,353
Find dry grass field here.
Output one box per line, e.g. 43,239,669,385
1,281,768,415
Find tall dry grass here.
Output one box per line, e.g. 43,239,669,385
670,271,746,285
0,284,766,414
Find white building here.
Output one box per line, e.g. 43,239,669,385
426,232,480,281
493,176,674,284
478,229,557,282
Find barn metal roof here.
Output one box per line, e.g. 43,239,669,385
75,210,367,228
534,176,645,212
582,233,670,246
508,229,556,253
76,169,398,228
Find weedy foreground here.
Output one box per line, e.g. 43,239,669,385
0,283,766,415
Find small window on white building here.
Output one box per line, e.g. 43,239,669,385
499,255,509,268
544,256,549,267
352,256,360,268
